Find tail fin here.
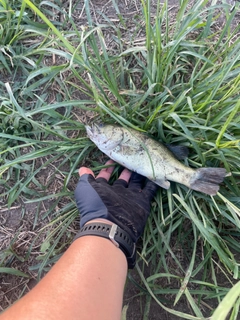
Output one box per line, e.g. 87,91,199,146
189,168,230,195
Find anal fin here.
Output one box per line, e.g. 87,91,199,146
154,178,171,189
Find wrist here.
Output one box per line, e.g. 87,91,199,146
84,218,114,226
74,222,136,269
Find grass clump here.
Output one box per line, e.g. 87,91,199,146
0,0,240,318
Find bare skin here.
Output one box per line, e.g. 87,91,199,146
0,161,131,320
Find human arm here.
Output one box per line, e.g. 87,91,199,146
0,233,127,320
0,160,158,320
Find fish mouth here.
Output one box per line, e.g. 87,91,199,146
85,125,93,138
85,123,104,138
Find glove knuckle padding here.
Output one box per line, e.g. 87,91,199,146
128,173,145,189
95,177,109,184
144,181,158,198
113,179,128,188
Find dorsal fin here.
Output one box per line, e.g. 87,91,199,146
166,144,189,160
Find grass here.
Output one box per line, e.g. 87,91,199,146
0,0,240,318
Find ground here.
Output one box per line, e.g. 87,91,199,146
0,0,239,319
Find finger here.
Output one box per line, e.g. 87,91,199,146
113,179,128,188
79,167,95,178
128,172,145,190
118,168,132,183
144,180,159,199
96,160,115,182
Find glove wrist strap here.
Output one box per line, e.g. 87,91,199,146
74,222,136,269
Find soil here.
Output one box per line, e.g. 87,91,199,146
0,0,239,319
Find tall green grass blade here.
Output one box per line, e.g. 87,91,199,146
216,100,240,147
174,225,197,305
0,267,29,278
211,282,240,320
23,0,83,63
173,194,237,273
136,264,205,320
184,288,204,318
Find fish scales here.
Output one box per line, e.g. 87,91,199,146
86,124,230,195
106,127,194,189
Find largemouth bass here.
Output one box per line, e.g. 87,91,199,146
86,123,230,195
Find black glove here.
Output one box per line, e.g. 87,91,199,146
74,171,158,243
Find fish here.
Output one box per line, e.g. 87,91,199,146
86,123,230,195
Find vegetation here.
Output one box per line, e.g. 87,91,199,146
0,0,240,318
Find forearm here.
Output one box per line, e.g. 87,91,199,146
0,236,128,320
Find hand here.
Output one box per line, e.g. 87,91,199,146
74,160,158,242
